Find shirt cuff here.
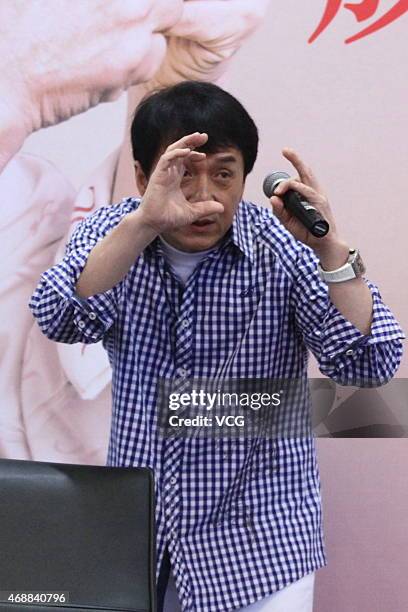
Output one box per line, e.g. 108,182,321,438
42,247,118,340
320,279,405,363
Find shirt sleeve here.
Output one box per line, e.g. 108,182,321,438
29,201,134,345
291,244,405,387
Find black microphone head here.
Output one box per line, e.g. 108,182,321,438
263,171,290,198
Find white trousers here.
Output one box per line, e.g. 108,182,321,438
163,565,315,611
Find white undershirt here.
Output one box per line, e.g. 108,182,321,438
159,236,216,285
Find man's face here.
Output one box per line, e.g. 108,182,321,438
143,146,246,252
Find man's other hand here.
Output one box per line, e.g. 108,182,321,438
269,148,349,261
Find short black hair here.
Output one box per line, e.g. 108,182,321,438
130,80,258,178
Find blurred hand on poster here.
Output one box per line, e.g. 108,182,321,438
0,0,183,172
144,0,270,88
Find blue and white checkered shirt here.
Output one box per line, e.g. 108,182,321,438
29,197,404,611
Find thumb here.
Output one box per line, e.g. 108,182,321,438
270,195,285,219
191,200,225,220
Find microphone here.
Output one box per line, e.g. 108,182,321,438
263,171,330,238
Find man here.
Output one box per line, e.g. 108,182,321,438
29,81,404,612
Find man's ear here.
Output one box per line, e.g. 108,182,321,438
134,161,148,196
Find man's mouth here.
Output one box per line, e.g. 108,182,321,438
191,219,215,227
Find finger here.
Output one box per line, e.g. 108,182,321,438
164,1,269,42
281,148,320,190
188,151,206,160
161,147,192,164
270,196,291,224
166,132,208,152
160,149,207,177
270,195,283,214
270,175,301,197
274,179,322,203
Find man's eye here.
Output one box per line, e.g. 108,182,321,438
217,171,231,179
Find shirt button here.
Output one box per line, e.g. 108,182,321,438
178,368,188,378
88,312,97,320
78,320,85,329
182,319,190,328
345,349,354,356
314,329,321,336
170,477,177,485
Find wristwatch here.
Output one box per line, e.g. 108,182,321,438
317,248,366,283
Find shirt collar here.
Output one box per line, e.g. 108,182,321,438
230,200,256,263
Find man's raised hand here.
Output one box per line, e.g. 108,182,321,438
138,133,224,235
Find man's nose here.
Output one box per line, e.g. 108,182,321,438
188,175,215,202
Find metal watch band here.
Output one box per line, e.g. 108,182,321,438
317,248,366,283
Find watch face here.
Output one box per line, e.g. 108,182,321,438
353,253,366,275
